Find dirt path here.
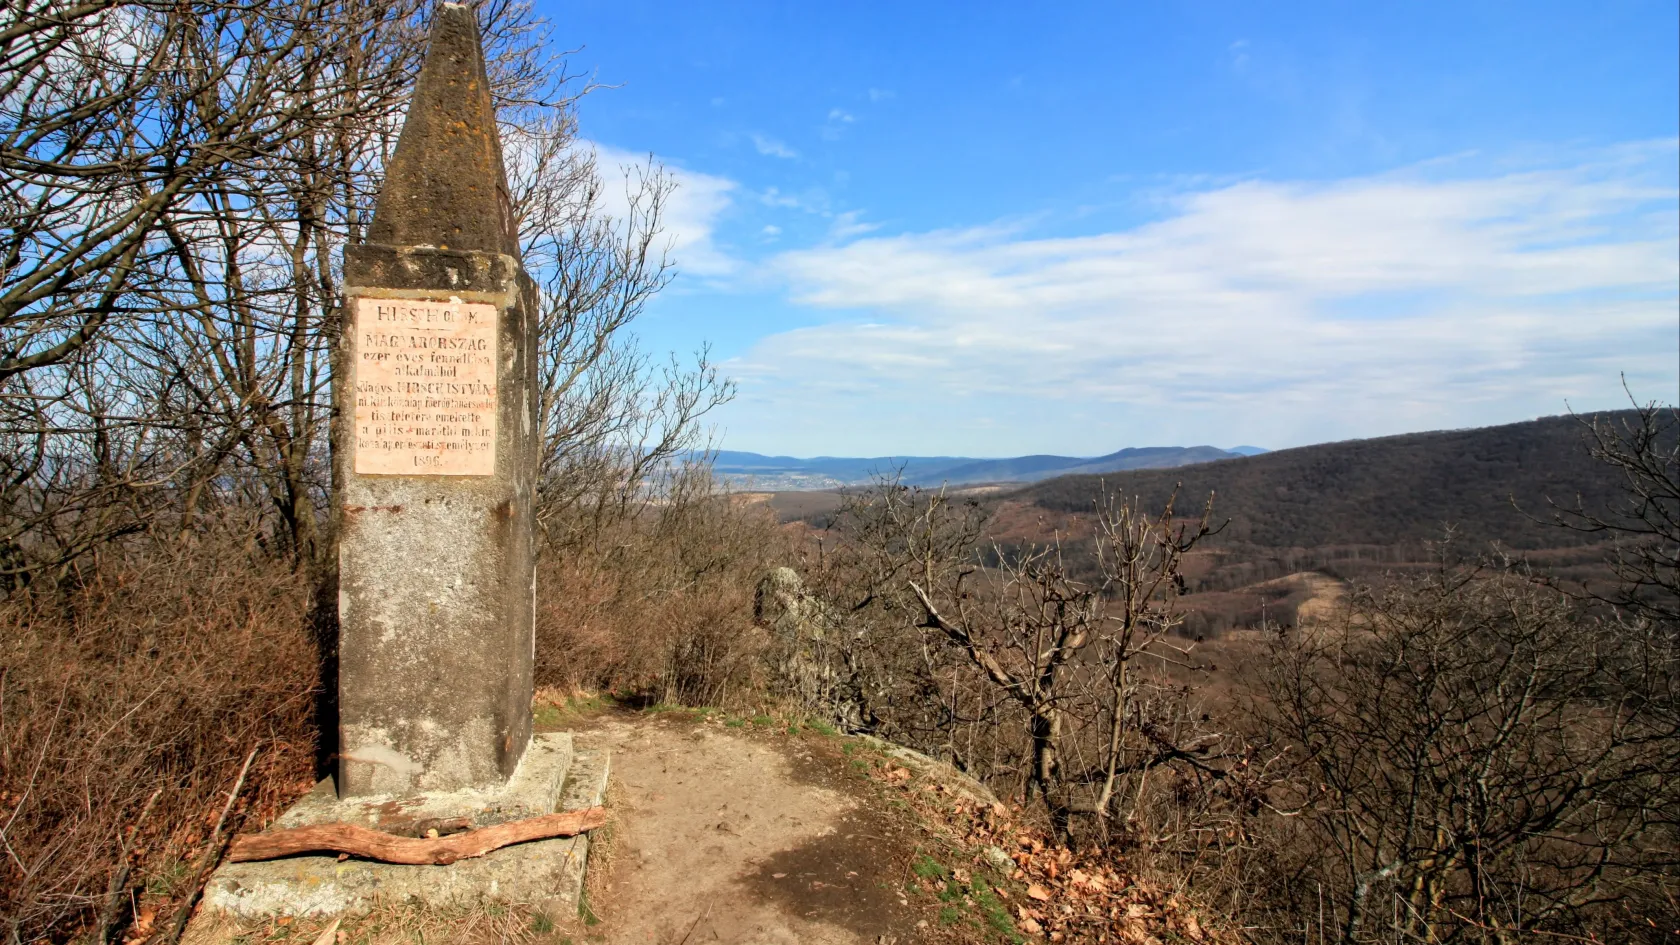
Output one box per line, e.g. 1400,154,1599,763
569,711,932,945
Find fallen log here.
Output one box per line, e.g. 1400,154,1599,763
227,806,607,866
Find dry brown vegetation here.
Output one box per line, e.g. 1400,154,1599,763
1245,561,1679,942
752,402,1679,944
1,1,735,940
3,2,1676,943
1,533,319,944
533,470,793,709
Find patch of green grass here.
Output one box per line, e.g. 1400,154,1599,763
806,719,840,737
905,850,1025,944
578,890,600,926
849,758,868,771
972,880,1024,943
911,853,948,881
725,717,746,728
751,714,774,726
841,741,856,755
532,693,611,729
528,913,554,934
145,857,194,897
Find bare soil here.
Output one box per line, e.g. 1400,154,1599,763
569,709,957,945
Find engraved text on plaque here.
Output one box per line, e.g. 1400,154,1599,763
353,297,498,476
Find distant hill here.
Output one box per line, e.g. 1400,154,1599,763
712,445,1248,490
1020,412,1652,550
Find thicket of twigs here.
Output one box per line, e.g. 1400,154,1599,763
534,467,791,708
3,2,1676,944
783,402,1678,944
0,1,739,941
0,533,319,945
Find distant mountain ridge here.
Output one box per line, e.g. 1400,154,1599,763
711,444,1263,490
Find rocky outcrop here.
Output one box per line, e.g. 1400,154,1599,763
753,567,871,732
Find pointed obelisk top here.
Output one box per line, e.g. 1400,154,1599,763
367,3,519,257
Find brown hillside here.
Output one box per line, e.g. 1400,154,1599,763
1020,410,1648,551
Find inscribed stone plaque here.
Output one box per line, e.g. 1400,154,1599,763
353,296,498,476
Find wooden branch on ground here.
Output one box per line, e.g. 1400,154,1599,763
227,807,607,865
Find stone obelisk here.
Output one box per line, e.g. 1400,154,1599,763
334,3,537,798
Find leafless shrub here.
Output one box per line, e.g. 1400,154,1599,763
534,464,788,708
0,530,318,945
807,479,1247,848
1246,557,1678,943
804,479,992,745
1542,392,1679,625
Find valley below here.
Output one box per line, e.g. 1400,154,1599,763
752,410,1641,639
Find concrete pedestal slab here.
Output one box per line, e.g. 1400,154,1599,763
204,735,609,919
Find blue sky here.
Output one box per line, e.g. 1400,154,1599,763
536,1,1679,457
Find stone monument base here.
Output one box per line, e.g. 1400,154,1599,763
204,734,608,919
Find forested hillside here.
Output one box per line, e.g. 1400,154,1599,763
1022,411,1646,550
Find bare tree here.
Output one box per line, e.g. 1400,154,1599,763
1083,488,1227,824
519,147,735,548
1543,391,1680,624
813,478,992,743
1252,556,1677,944
2,0,719,580
0,0,417,584
813,478,1224,837
1,0,344,380
908,486,1218,833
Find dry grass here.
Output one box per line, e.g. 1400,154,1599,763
182,900,561,945
577,776,623,929
1,535,320,945
1,467,795,944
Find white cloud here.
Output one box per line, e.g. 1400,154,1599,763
588,143,740,278
867,88,895,102
822,108,858,141
828,210,878,240
751,133,799,159
758,185,833,215
731,143,1679,449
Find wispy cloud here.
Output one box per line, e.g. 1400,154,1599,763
827,209,878,240
822,108,857,141
731,143,1679,449
751,133,799,159
589,143,740,278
